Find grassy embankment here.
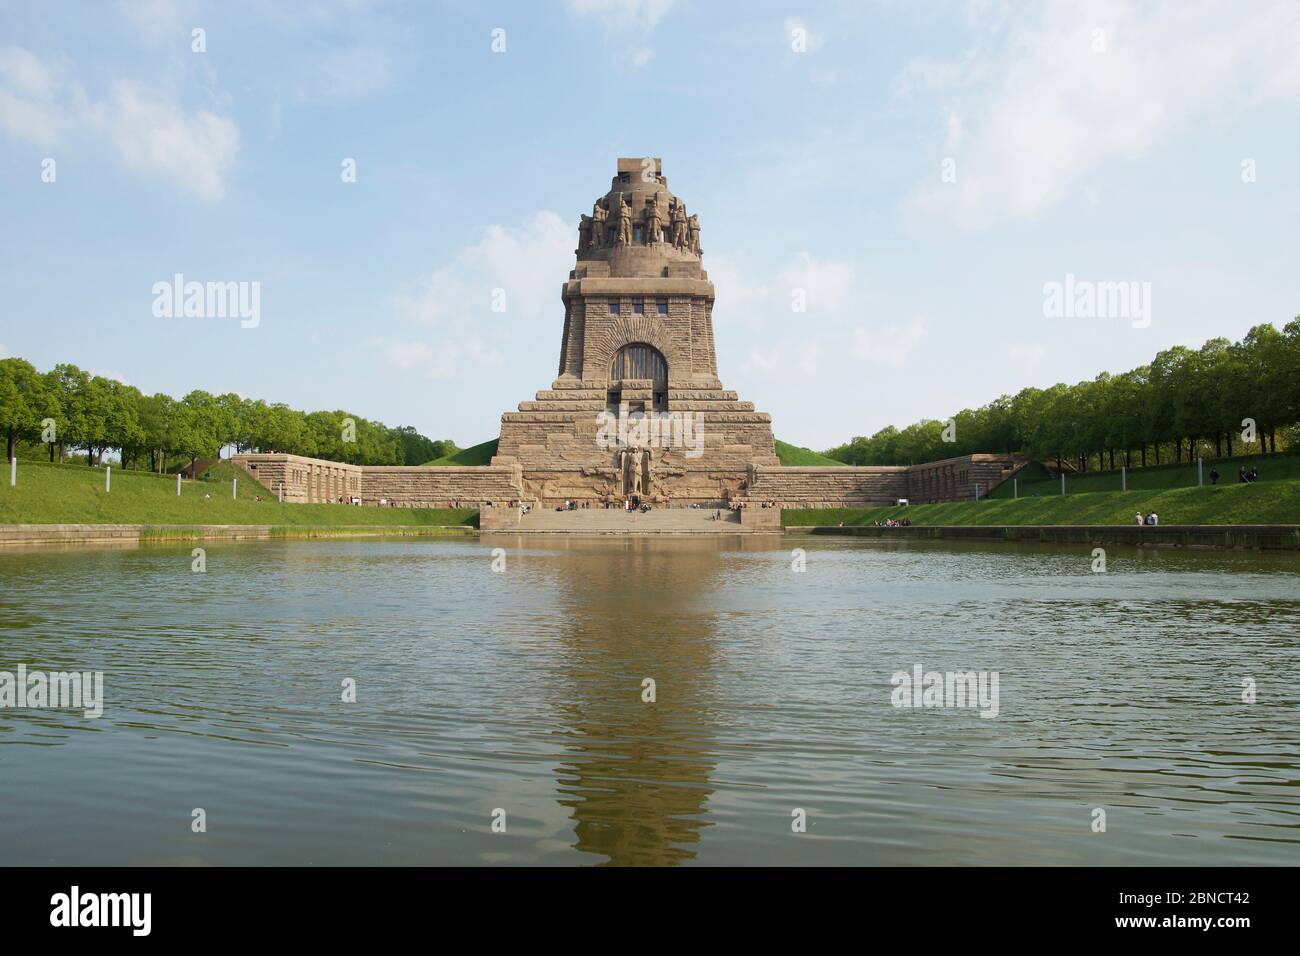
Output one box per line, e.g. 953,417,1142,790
987,452,1300,498
774,440,846,466
424,439,499,466
0,460,476,531
783,478,1300,527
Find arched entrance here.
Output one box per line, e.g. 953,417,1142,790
608,343,667,413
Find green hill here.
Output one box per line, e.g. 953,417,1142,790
0,460,474,527
425,439,499,466
783,478,1300,528
988,452,1300,499
775,440,846,466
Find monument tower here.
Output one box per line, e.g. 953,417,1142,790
493,158,780,505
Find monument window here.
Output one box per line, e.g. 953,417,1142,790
609,302,620,314
656,300,668,315
609,343,668,389
633,302,644,314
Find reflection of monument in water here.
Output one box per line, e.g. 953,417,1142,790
538,538,777,864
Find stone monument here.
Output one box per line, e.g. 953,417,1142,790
493,158,780,506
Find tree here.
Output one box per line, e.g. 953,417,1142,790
0,358,45,462
178,390,222,470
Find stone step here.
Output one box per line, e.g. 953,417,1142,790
493,506,761,534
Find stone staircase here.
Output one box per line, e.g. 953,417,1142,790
491,506,762,534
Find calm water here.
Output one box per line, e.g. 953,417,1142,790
1,535,1297,866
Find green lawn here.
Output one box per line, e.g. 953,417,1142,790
774,439,846,466
784,478,1300,527
0,460,476,527
424,438,499,466
989,452,1300,498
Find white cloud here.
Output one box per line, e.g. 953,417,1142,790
747,342,820,377
370,338,503,382
395,211,573,327
0,47,81,147
90,368,131,385
381,211,573,380
106,81,239,202
0,46,239,201
780,252,853,313
783,18,823,54
566,0,674,66
707,256,770,328
903,0,1300,230
566,0,675,32
307,46,392,103
114,0,194,42
944,110,963,151
710,251,855,331
851,316,927,366
1008,344,1045,370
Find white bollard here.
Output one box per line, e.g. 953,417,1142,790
278,482,283,503
1122,465,1126,492
105,464,111,493
9,456,14,487
1060,473,1065,496
1198,457,1204,487
1013,477,1017,499
177,472,181,496
232,478,237,499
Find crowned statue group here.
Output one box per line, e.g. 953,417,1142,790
578,190,701,255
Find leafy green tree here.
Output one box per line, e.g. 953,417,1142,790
0,358,46,462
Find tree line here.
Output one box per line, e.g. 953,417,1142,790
0,358,457,471
825,320,1300,471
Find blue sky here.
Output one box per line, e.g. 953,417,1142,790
2,0,1299,449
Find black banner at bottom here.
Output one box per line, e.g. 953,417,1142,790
0,866,1286,942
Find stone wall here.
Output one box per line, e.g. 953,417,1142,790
745,455,1025,508
905,454,1025,503
232,454,363,503
231,454,524,508
746,466,911,508
230,452,1026,512
359,465,523,507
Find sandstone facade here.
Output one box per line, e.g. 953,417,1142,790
493,158,778,506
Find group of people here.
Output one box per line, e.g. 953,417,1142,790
872,518,911,527
1135,511,1160,526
